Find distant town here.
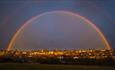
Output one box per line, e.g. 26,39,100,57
0,49,115,65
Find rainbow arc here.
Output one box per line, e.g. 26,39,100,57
7,11,111,51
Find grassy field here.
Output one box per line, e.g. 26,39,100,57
0,63,115,70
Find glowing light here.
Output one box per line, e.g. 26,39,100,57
6,11,111,51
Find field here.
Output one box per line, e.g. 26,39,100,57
0,63,115,70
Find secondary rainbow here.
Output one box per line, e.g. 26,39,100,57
6,11,111,51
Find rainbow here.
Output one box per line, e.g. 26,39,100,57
6,11,111,51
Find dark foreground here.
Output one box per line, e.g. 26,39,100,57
0,63,115,70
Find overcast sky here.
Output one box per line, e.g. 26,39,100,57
0,0,115,50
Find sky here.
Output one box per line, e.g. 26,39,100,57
10,11,107,50
0,0,115,50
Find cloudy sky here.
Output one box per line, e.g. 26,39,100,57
0,0,115,50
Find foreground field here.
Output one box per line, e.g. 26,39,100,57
0,63,115,70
